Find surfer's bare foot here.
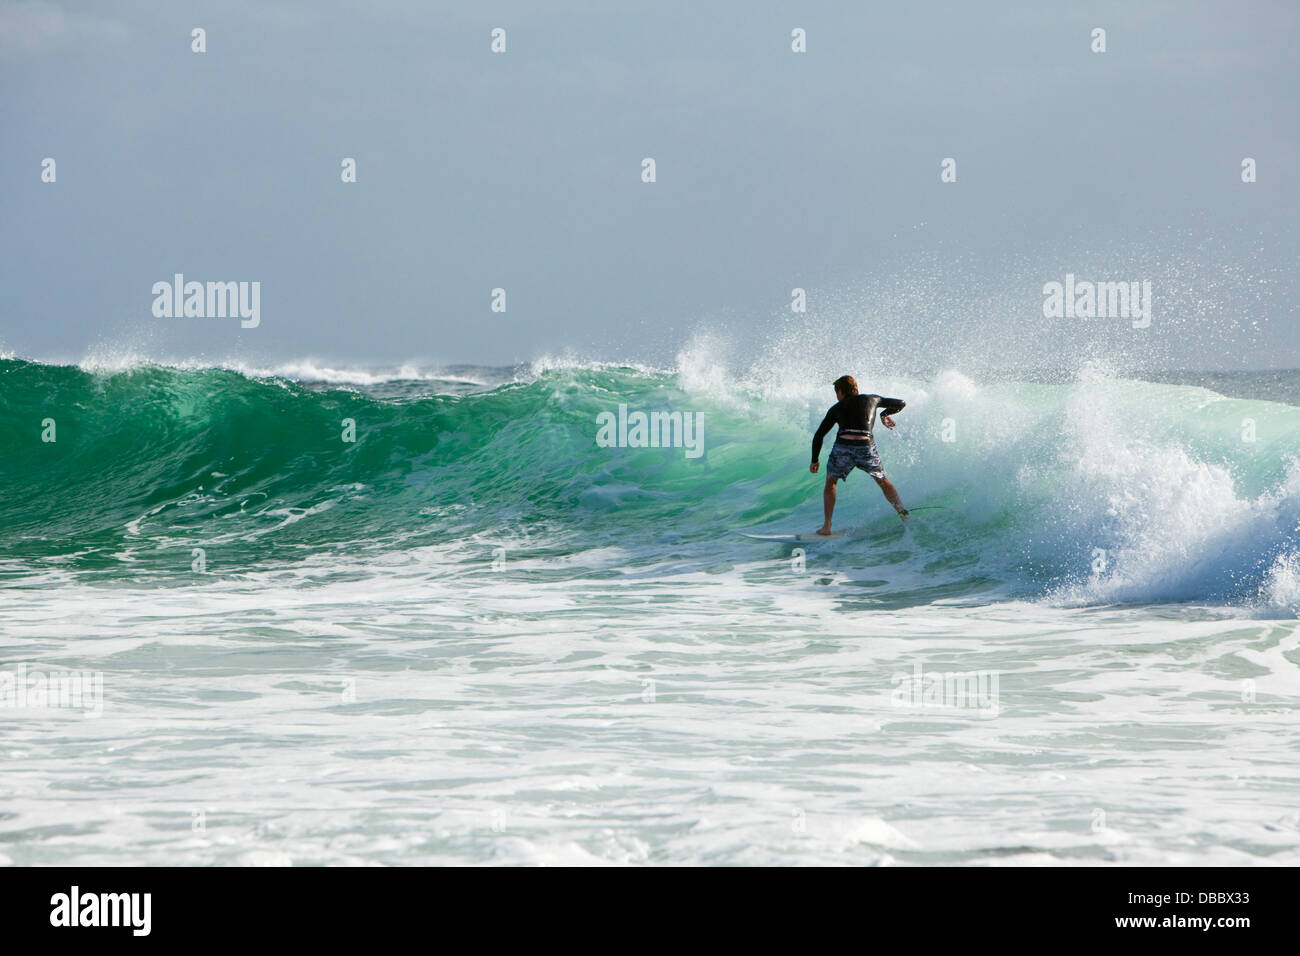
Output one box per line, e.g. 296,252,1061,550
815,525,835,536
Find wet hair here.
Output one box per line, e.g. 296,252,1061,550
832,375,858,397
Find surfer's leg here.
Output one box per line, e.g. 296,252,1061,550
820,444,853,534
872,475,907,516
819,475,838,534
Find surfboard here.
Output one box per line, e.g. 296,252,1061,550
740,508,944,542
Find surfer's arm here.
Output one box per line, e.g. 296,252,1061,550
877,397,905,429
811,408,836,462
878,397,906,416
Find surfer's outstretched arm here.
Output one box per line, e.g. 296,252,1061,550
877,397,905,429
878,397,906,415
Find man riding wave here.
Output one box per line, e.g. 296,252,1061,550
810,375,907,534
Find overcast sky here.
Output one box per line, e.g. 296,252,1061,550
2,0,1296,371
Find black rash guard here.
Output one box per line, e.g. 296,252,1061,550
811,393,906,462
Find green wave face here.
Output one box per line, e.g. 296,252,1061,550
0,361,808,568
3,358,1300,608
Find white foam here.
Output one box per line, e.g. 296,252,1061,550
1047,374,1300,606
1262,551,1300,611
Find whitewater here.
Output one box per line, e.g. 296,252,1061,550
2,346,1299,865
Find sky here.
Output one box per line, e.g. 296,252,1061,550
2,0,1297,371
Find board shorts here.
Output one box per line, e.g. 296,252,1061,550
827,439,885,480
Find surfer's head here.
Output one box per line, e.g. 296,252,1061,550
832,375,858,400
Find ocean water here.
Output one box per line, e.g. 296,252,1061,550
2,352,1299,866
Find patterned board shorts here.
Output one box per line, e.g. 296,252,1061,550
827,440,885,480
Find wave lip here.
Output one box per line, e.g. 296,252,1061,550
63,350,507,387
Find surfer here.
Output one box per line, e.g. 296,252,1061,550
810,375,907,534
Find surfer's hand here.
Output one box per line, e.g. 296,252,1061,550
880,415,896,430
810,461,819,474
